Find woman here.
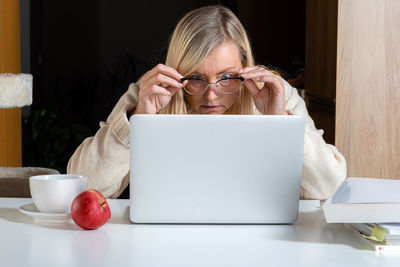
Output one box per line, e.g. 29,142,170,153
67,6,346,200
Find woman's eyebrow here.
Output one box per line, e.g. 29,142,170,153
191,68,240,76
189,72,204,76
217,67,240,75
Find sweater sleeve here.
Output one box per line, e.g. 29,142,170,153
283,80,347,200
67,83,139,198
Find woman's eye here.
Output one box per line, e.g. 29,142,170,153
190,80,205,87
222,74,232,80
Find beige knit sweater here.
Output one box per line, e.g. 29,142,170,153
67,80,346,199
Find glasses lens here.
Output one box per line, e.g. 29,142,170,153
216,78,242,94
183,77,243,95
184,79,208,94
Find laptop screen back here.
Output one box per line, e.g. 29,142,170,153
130,114,305,224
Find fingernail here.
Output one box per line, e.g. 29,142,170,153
241,72,247,76
178,74,184,79
177,82,183,88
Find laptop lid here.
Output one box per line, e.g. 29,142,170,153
129,114,305,224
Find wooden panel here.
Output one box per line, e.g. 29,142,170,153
0,109,22,166
305,0,338,99
336,0,400,179
0,0,20,72
0,0,22,166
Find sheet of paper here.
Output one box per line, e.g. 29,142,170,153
331,177,400,204
379,223,400,234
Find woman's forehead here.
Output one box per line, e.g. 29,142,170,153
191,67,240,76
192,42,242,75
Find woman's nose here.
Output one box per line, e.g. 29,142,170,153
204,84,219,100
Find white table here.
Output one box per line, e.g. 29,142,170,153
0,198,399,267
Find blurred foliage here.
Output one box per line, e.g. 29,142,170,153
22,101,94,174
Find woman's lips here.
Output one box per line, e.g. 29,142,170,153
201,105,222,111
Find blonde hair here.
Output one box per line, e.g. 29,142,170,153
160,5,256,114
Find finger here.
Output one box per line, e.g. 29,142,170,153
165,86,181,96
140,85,173,97
255,76,284,93
164,79,188,96
239,66,261,74
241,68,274,80
242,71,282,90
244,79,262,96
153,63,184,82
149,72,183,89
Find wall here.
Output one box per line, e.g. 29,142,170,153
305,0,337,145
25,0,235,171
30,0,229,130
237,0,306,77
336,0,400,178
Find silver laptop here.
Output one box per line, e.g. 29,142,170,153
129,114,305,224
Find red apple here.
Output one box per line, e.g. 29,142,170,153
71,189,111,230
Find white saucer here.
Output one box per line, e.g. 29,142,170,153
19,203,72,223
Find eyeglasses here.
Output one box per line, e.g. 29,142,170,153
180,75,244,95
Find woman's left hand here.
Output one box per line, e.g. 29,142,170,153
240,66,288,115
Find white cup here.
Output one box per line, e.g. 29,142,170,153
29,174,87,213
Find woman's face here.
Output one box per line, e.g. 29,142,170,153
185,42,243,114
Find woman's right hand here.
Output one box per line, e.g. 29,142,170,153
134,64,184,115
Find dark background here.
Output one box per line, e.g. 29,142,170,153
23,0,306,173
